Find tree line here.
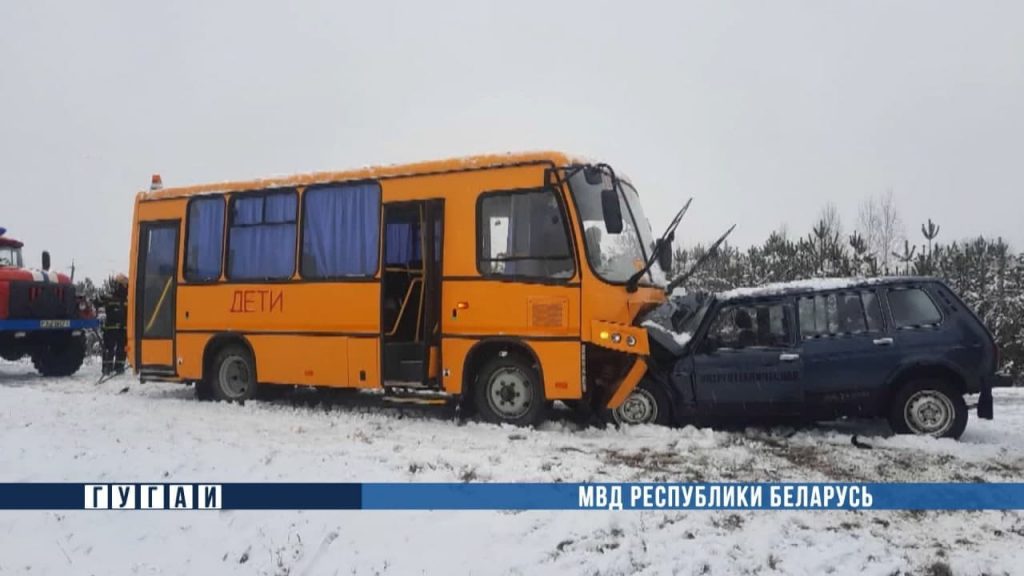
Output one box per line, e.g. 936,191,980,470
674,192,1023,381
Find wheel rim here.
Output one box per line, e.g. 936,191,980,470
614,388,658,425
904,389,954,436
486,366,533,420
218,355,252,399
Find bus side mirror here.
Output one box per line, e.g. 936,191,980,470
41,251,51,271
601,189,624,234
584,166,604,185
656,238,673,274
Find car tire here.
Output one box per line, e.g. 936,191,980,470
31,334,86,377
610,377,673,426
473,354,546,426
207,345,258,402
888,378,967,439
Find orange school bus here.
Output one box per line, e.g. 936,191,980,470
127,151,676,426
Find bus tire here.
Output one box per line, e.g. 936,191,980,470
609,377,672,426
31,334,86,377
473,354,546,427
887,378,967,439
208,345,258,402
194,379,214,401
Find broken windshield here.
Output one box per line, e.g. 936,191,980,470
567,167,663,286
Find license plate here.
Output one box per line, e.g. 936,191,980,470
39,320,71,329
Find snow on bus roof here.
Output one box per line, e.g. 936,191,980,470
717,276,909,301
141,151,593,200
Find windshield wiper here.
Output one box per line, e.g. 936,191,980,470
625,198,692,293
665,224,736,294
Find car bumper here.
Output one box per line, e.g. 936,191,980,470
977,374,1012,420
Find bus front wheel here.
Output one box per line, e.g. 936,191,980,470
208,345,258,403
473,354,546,427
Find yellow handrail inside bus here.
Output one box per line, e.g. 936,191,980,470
386,277,423,337
144,277,174,334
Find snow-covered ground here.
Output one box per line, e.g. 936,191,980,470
2,359,1023,575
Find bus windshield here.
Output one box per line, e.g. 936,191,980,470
567,167,663,286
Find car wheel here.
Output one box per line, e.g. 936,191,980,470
208,345,258,402
473,354,546,426
888,379,967,439
610,378,672,426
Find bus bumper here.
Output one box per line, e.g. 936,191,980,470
605,358,648,410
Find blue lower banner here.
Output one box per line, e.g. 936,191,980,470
2,483,1024,511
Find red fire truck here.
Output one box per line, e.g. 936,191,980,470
0,227,98,376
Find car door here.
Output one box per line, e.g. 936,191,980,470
691,297,803,417
797,289,902,418
884,283,951,365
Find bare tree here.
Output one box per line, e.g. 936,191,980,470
858,190,904,272
818,202,844,240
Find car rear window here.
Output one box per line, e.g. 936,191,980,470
799,292,879,338
888,288,942,328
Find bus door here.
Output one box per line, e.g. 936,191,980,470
134,221,179,374
381,200,443,387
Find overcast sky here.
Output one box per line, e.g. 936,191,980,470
2,0,1022,281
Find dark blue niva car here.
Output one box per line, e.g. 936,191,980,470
621,277,1012,439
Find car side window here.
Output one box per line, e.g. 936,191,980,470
888,287,942,328
798,292,878,338
705,301,791,350
862,291,884,331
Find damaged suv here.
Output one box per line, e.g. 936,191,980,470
625,277,1011,439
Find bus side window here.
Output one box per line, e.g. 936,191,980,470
227,190,298,280
185,196,225,282
301,183,381,279
477,188,573,279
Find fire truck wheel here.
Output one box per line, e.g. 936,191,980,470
474,354,546,427
208,345,258,402
31,334,86,377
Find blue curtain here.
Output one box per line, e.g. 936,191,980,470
302,183,380,277
385,222,420,265
265,194,296,222
228,192,297,280
233,196,263,225
186,197,224,281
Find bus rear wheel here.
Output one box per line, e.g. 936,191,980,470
473,354,546,427
208,345,258,402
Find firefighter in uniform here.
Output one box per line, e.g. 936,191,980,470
96,274,129,375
